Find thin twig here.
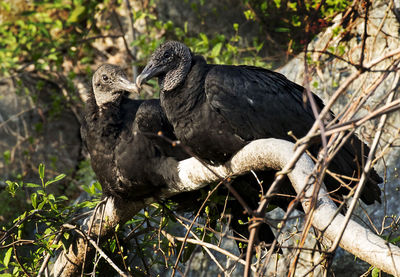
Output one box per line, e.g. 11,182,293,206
37,231,64,277
12,236,32,277
63,224,130,277
166,220,227,274
359,0,370,68
171,182,224,277
81,198,107,277
164,232,256,272
328,72,400,254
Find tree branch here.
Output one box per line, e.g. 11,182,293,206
52,139,400,276
52,198,148,276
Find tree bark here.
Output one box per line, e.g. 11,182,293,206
52,139,400,276
52,199,147,276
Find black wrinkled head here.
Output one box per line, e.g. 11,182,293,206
92,64,139,107
136,41,192,92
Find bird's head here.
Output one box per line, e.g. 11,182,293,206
92,64,139,107
136,41,192,92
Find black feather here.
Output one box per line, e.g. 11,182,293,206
139,41,382,208
82,64,278,252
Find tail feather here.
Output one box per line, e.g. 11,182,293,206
325,134,382,205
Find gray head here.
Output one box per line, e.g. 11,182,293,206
136,41,192,92
92,64,139,107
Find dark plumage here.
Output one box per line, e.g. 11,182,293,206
136,41,382,206
81,64,186,200
81,64,277,251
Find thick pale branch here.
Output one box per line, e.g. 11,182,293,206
53,139,399,276
165,139,400,276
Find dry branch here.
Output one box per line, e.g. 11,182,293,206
52,139,400,276
52,198,147,276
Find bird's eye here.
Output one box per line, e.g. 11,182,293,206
102,74,109,81
163,51,171,59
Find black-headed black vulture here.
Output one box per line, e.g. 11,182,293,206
136,41,382,205
81,64,277,252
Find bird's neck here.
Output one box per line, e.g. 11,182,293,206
160,55,208,123
93,100,124,140
159,48,192,92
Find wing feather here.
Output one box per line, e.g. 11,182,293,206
204,65,323,141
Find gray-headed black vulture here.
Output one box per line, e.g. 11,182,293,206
81,64,277,252
81,63,186,200
136,41,382,206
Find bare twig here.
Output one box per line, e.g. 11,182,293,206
63,224,130,277
328,72,400,254
164,232,256,272
171,181,224,277
37,231,64,277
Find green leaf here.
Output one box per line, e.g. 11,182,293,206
0,2,11,12
3,247,12,267
5,181,19,197
244,9,256,21
31,193,37,209
57,195,68,201
38,163,45,180
204,205,210,216
199,33,209,46
3,150,10,164
26,183,41,188
275,27,290,32
256,42,264,52
226,43,238,54
211,42,223,58
390,236,400,243
45,173,66,187
93,181,102,192
371,267,380,277
67,5,86,23
288,2,297,11
48,194,56,202
38,198,47,209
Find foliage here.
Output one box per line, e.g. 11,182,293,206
0,164,218,275
243,0,349,52
0,0,106,75
1,164,71,275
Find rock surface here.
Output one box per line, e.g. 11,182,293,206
0,74,81,195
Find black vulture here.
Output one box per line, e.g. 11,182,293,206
81,64,277,252
136,41,382,206
81,63,186,200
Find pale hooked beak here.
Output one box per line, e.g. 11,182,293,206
117,76,140,94
136,72,150,89
136,62,162,88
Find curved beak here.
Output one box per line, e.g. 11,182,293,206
117,76,139,94
136,62,163,88
136,71,151,89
